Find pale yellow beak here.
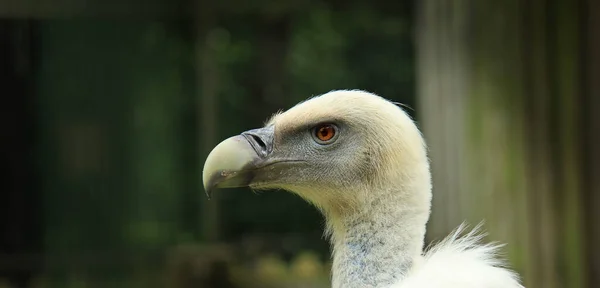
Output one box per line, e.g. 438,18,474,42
202,126,275,199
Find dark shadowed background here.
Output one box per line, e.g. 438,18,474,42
0,1,598,287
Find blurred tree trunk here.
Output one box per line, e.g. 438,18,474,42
417,0,592,287
581,0,600,284
255,16,291,110
245,15,292,124
194,1,221,242
0,19,40,288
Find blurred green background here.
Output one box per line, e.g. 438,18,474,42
1,0,599,288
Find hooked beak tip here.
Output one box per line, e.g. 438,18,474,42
202,135,264,197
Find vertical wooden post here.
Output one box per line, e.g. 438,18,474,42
195,3,220,242
416,0,471,240
582,0,600,285
416,0,590,287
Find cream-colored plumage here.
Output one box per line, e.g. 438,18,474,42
202,90,524,288
396,223,523,288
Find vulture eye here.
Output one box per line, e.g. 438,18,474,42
312,124,338,145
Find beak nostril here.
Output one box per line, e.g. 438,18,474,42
250,134,267,151
241,126,274,157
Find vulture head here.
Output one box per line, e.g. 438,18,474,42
203,90,431,216
202,90,523,288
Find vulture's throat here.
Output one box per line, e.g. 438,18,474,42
329,188,429,288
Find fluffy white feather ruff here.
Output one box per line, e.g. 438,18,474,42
394,223,524,288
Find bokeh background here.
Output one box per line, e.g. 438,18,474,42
1,1,599,288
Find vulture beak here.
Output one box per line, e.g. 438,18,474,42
202,126,274,199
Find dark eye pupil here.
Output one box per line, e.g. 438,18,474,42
313,124,336,143
316,125,334,140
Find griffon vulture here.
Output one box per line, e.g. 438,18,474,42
202,90,524,288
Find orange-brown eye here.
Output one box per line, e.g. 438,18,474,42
312,124,338,144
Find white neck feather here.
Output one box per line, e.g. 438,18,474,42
327,172,431,288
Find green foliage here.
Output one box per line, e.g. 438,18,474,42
33,3,415,286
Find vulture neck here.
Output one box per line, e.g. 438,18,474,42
327,180,431,288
